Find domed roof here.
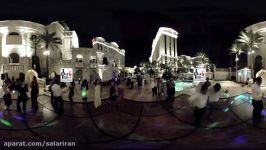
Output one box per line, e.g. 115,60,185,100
94,37,105,42
110,42,119,48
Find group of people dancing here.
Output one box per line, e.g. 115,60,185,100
190,78,226,125
48,76,125,113
2,75,39,115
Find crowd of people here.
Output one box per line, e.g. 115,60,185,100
0,72,126,115
2,73,265,126
2,74,34,115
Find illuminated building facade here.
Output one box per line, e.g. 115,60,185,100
149,27,178,69
0,20,78,78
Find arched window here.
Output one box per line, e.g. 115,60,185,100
8,32,19,36
9,53,19,63
103,57,108,65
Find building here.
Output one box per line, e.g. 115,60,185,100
0,20,78,79
0,20,125,82
245,21,266,70
71,37,125,82
149,27,178,69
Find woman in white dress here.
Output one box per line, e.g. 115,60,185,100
94,79,102,108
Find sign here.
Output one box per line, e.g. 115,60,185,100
60,68,73,82
193,68,206,81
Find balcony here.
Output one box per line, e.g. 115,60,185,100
3,64,24,71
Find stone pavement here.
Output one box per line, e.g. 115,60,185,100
0,80,259,103
0,87,266,149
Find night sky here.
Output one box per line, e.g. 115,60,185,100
1,0,266,67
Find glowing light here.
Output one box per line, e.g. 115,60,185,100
224,108,229,113
82,90,87,97
0,119,12,127
175,81,194,92
208,122,219,128
12,115,26,121
76,54,83,59
43,50,50,55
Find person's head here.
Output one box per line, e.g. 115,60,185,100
32,76,37,82
200,82,209,95
4,78,10,85
94,79,100,86
54,78,59,84
206,77,209,81
214,83,221,92
256,77,262,85
111,81,115,87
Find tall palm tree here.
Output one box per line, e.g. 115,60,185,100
230,42,243,78
39,30,62,79
237,30,263,74
39,30,62,55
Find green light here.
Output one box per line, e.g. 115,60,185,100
230,101,234,104
82,90,87,97
224,108,229,113
208,122,219,128
0,119,12,127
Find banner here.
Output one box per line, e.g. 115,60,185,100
193,68,206,81
60,68,73,82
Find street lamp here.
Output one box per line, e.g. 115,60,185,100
43,50,50,80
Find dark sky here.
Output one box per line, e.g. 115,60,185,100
1,0,266,67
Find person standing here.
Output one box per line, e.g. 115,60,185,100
157,78,164,99
16,78,29,115
151,78,157,98
51,79,64,113
110,81,117,109
252,77,264,122
192,82,209,125
207,83,227,116
49,76,57,108
3,79,12,110
68,81,76,103
117,81,124,99
94,79,102,108
31,76,39,110
81,79,89,103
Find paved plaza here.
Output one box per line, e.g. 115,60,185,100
1,81,266,149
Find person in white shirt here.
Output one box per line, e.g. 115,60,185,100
193,82,209,125
252,77,264,122
150,78,157,98
207,83,228,115
51,79,63,113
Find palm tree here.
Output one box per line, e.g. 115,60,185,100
39,30,62,79
230,42,243,78
237,30,263,76
195,51,208,64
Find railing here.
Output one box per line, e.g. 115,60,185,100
3,64,24,71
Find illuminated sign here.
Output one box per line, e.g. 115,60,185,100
60,68,73,82
193,68,206,81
